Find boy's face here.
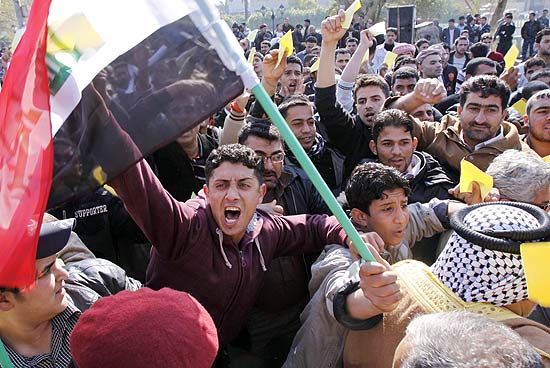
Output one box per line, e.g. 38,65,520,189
353,189,409,247
370,126,418,173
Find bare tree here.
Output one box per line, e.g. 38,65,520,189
490,0,508,32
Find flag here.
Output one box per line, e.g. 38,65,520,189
1,0,247,287
0,0,52,287
46,0,244,209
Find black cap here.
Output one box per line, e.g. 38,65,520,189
505,12,513,18
36,219,75,259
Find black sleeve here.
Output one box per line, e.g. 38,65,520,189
332,280,383,330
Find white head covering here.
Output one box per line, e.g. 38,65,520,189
432,204,540,306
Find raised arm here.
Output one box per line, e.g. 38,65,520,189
316,10,348,88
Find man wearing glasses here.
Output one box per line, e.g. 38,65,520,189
235,120,329,366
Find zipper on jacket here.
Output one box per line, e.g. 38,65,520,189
239,249,246,268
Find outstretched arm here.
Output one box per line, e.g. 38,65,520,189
317,10,348,88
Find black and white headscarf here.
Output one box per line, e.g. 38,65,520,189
432,204,540,306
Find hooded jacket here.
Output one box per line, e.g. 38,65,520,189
109,159,348,347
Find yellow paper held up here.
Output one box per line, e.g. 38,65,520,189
504,44,519,70
248,47,256,64
459,160,493,200
512,98,526,115
310,57,320,73
342,0,362,29
368,21,386,36
383,51,398,68
361,48,370,64
543,155,550,163
275,30,293,69
520,242,550,307
246,29,258,43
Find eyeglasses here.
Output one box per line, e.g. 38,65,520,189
256,152,285,164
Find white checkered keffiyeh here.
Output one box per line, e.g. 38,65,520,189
431,204,540,306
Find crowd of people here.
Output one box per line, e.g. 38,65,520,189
3,6,550,368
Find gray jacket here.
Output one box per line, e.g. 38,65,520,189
282,201,448,368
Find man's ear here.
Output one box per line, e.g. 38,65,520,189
350,208,369,227
457,105,463,115
524,114,530,127
412,136,418,151
259,183,267,202
0,292,15,312
203,184,209,197
369,140,378,155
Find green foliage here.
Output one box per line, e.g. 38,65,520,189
385,0,467,21
222,6,331,29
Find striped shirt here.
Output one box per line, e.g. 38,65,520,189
4,303,80,368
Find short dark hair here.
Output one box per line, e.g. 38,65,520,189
531,68,550,82
286,55,304,72
448,18,455,23
353,74,390,101
525,57,547,73
522,81,550,103
393,55,417,71
278,94,312,119
415,38,429,48
345,163,410,215
303,54,317,67
371,109,415,142
464,57,496,76
335,48,351,58
238,119,281,145
469,42,490,58
391,66,419,86
454,36,469,45
346,37,358,44
386,27,398,36
261,40,271,47
305,36,318,44
459,75,510,110
536,28,550,44
205,144,263,184
458,16,465,20
526,89,550,115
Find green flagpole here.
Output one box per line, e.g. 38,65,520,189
193,0,375,262
252,85,375,262
0,340,14,368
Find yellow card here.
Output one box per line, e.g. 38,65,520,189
275,30,293,69
520,242,550,307
361,48,370,64
459,160,493,200
368,21,386,36
504,44,519,70
246,29,258,43
543,155,550,163
342,0,362,29
248,47,256,64
383,51,398,68
310,57,320,73
512,98,526,115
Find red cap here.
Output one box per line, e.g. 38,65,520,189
70,288,218,368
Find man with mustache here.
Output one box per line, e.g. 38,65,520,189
389,75,529,181
235,121,329,366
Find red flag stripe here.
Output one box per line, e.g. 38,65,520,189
0,0,53,288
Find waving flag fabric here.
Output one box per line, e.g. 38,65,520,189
0,0,245,287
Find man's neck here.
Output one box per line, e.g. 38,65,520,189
180,139,199,159
455,51,465,58
0,319,52,357
537,52,550,65
528,135,550,157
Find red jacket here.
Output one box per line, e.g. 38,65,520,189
110,159,347,346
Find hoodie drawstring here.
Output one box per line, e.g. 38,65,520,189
255,238,267,272
216,228,233,269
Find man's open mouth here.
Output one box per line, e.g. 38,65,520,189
224,206,241,225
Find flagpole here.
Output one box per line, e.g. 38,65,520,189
193,0,375,262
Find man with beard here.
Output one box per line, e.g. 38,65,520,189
389,75,529,181
315,11,389,179
278,95,345,194
234,121,329,366
523,89,550,158
416,48,443,80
